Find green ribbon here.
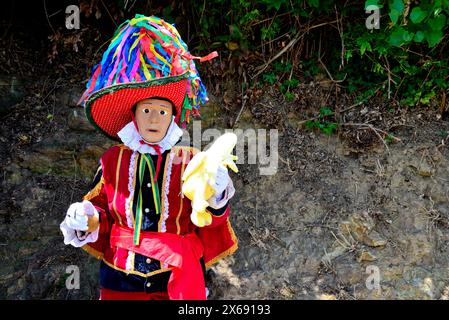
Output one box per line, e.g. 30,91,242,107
180,94,192,124
133,154,161,245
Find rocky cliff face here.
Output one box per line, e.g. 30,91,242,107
1,83,449,300
0,85,111,299
211,130,449,300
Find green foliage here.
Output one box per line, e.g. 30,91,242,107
384,134,394,144
262,72,277,85
282,78,300,88
56,273,70,289
384,0,448,48
183,0,449,114
261,19,280,40
283,92,295,101
302,58,321,79
305,107,338,136
260,60,301,100
339,1,449,107
189,0,341,54
273,61,292,73
259,0,285,11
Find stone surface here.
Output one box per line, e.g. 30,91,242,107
357,250,377,262
339,212,387,248
68,109,96,132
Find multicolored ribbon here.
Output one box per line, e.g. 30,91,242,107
79,14,218,127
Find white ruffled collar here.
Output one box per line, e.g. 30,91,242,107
117,116,183,155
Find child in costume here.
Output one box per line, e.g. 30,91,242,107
60,15,237,300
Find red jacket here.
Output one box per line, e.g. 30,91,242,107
81,144,238,297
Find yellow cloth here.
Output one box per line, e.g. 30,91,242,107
182,133,238,227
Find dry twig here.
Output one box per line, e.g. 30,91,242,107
341,122,402,154
252,20,339,78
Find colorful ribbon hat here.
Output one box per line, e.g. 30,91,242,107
78,15,217,140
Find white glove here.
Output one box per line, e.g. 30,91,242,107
60,200,99,247
208,165,229,201
207,166,235,209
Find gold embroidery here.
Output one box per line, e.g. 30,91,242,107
81,244,104,260
112,148,124,225
175,149,188,234
130,152,138,227
158,149,172,232
205,219,238,269
83,176,105,201
131,251,135,272
171,145,200,156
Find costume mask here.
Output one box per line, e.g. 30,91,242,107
134,98,173,143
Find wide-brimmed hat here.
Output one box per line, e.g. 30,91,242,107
79,15,217,140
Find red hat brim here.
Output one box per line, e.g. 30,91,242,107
85,73,189,140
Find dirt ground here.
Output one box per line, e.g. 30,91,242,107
205,95,449,300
